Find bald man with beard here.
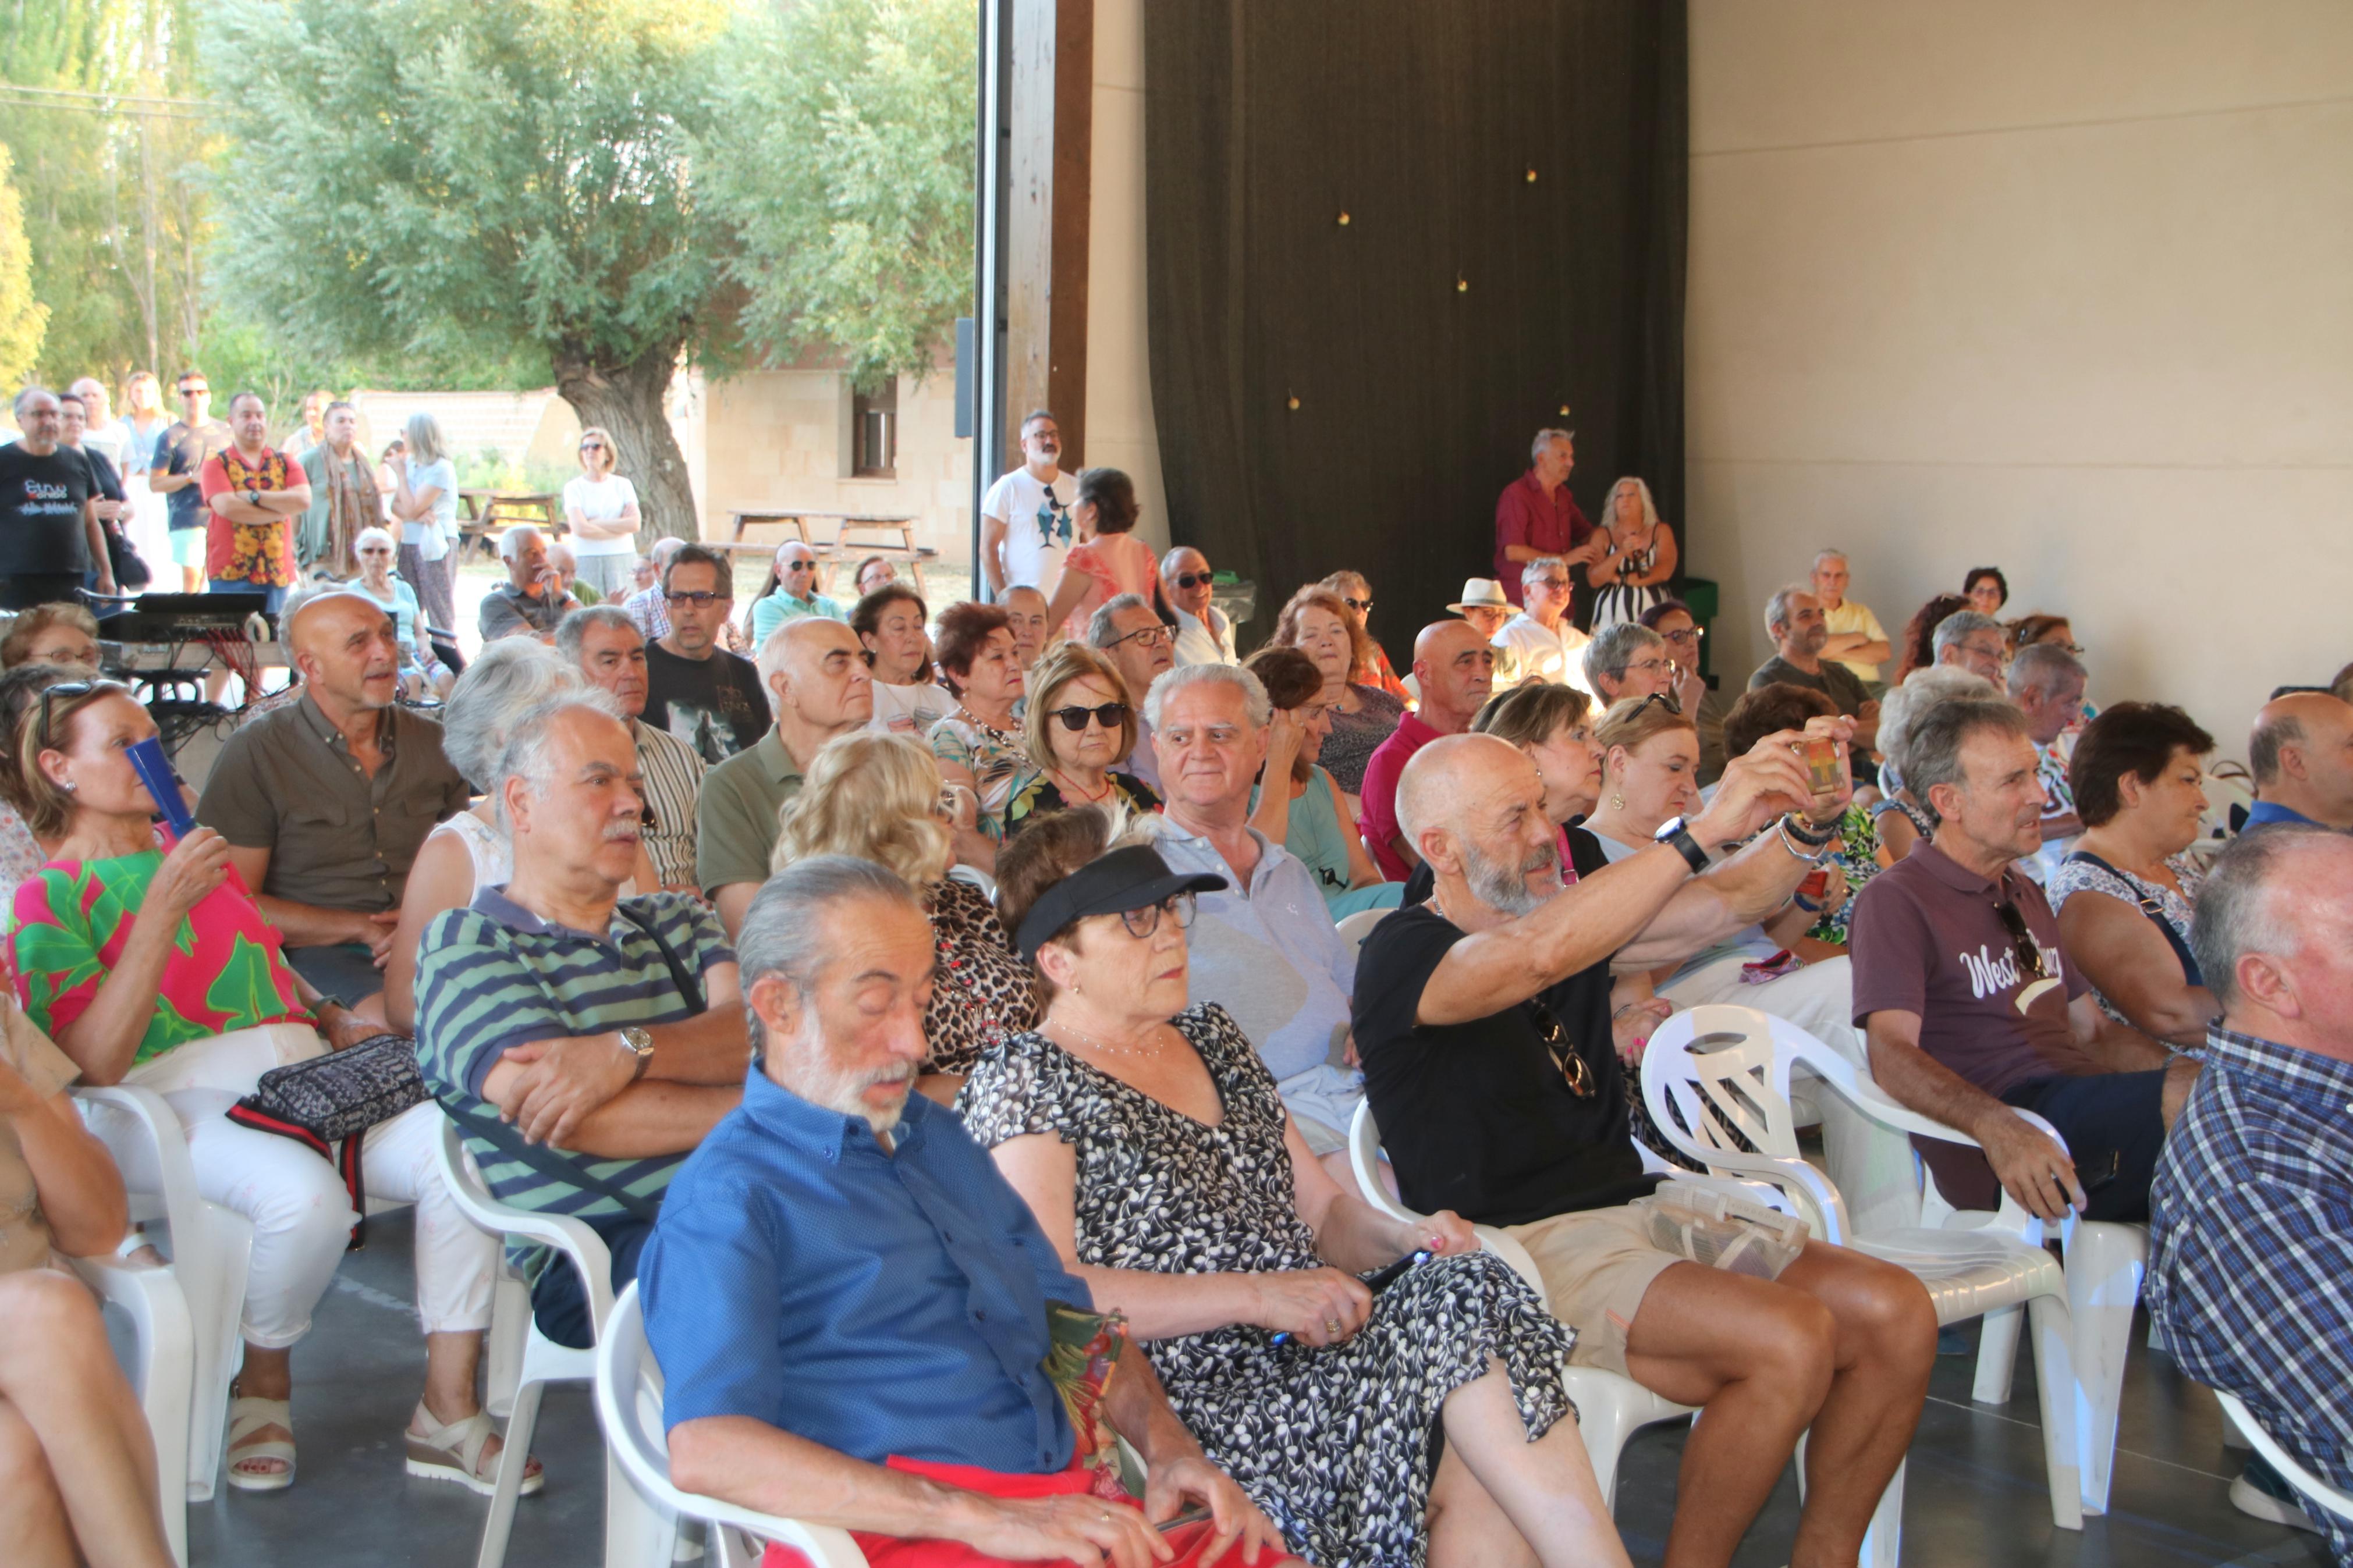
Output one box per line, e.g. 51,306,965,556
1356,620,1495,880
1354,726,1937,1568
196,589,470,1012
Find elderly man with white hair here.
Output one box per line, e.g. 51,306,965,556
1932,608,2008,685
638,856,1289,1567
1160,545,1237,666
1139,663,1362,1156
1490,557,1592,692
1355,726,1936,1568
480,524,580,642
1811,549,1890,691
415,691,747,1349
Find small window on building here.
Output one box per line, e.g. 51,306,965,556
853,379,897,478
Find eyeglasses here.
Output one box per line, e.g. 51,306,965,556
36,681,98,748
1050,701,1129,733
1527,997,1595,1098
1531,578,1569,592
1659,624,1703,644
1106,623,1173,650
665,590,726,607
1113,894,1197,941
1623,657,1671,677
1170,571,1215,591
1341,597,1374,615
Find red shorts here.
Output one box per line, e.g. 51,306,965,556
761,1454,1302,1568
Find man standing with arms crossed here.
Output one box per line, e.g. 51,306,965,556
198,391,310,617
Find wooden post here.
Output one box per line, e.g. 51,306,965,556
1003,0,1093,471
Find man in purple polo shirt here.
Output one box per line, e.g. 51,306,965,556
1493,428,1604,608
1358,620,1493,880
1849,697,2194,1221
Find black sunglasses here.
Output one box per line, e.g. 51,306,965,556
36,680,99,748
1991,894,2048,981
1342,596,1373,614
1527,996,1595,1098
1171,571,1215,591
1050,701,1129,733
1626,689,1683,720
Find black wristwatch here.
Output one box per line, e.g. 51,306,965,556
1653,815,1710,874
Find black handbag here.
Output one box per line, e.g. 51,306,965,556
227,1033,432,1247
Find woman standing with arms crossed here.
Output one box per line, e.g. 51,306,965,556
560,426,641,601
1584,478,1678,631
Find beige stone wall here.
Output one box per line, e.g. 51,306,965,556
695,367,974,563
1685,0,2353,755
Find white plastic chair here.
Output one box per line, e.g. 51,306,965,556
1641,1004,2089,1537
1333,906,1389,956
2212,1389,2353,1530
1346,1101,1697,1508
74,1083,254,1509
597,1281,869,1568
435,1118,653,1568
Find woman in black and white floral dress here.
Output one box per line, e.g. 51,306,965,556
959,823,1629,1568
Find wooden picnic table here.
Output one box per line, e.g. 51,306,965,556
457,490,562,558
723,509,936,595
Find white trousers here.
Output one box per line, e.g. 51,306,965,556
1658,953,1922,1234
168,1096,497,1349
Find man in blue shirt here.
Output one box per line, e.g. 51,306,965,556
2152,825,2353,1548
2242,692,2353,831
640,856,1287,1567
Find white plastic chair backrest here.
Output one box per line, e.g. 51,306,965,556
76,1085,203,1235
1643,1005,1809,1162
595,1283,870,1567
1348,1101,1416,1225
436,1118,619,1334
1333,908,1387,958
2214,1389,2353,1524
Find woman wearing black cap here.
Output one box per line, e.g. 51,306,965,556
958,815,1630,1568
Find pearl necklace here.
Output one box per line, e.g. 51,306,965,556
1048,1017,1168,1059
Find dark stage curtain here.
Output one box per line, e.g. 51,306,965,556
1144,1,1687,655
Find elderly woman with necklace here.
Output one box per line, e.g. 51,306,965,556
928,600,1030,837
1002,642,1162,835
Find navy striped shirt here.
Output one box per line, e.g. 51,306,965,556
416,887,733,1218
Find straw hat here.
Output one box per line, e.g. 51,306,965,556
1448,578,1510,614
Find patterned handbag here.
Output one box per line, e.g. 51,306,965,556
226,1034,431,1246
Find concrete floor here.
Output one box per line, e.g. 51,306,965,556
163,1210,2328,1568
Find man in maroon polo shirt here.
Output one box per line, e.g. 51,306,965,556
1848,696,2192,1222
1358,620,1494,880
1493,428,1605,607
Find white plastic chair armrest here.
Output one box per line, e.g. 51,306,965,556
74,1084,203,1226
1660,1169,1803,1219
1665,1154,1851,1245
492,1207,619,1328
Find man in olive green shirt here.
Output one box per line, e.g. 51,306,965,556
697,618,876,937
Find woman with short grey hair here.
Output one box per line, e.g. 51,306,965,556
381,650,651,1030
389,411,459,635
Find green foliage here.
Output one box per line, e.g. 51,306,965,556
0,145,49,382
705,0,975,392
207,0,732,386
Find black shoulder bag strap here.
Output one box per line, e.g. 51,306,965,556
614,898,707,1014
2063,850,2204,986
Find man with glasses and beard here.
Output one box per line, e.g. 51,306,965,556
1355,724,1937,1568
641,545,769,762
1850,697,2192,1223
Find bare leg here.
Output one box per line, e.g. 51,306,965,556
1623,1254,1934,1568
412,1329,517,1470
0,1272,174,1568
230,1342,294,1481
1432,1360,1632,1568
1776,1246,1936,1568
0,1400,80,1568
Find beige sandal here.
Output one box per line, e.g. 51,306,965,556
405,1403,544,1498
226,1395,296,1492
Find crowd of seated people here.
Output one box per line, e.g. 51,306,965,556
6,408,2353,1567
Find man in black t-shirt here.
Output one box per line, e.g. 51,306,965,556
1355,730,1936,1567
150,372,232,592
0,386,113,610
642,545,769,762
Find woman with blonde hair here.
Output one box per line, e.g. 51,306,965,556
1002,641,1162,835
388,411,459,635
1584,477,1677,631
1270,584,1404,808
1315,569,1411,699
562,425,641,599
771,731,1034,1097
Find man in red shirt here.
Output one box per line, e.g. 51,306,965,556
199,390,311,616
1358,620,1495,880
1493,428,1604,607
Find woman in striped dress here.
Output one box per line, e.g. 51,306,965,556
1584,477,1677,632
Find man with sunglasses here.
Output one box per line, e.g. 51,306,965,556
1850,697,2191,1225
1359,721,1939,1568
642,545,768,763
1159,546,1236,667
749,540,846,645
150,371,230,592
1490,558,1593,694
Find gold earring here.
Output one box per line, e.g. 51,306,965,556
1609,792,1623,812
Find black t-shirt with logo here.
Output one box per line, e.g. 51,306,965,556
0,442,94,574
1354,827,1659,1228
642,641,769,764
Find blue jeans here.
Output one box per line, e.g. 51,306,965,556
207,578,287,616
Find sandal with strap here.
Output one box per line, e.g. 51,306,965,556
404,1403,544,1498
226,1395,296,1492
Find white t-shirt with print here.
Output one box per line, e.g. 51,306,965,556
982,467,1076,592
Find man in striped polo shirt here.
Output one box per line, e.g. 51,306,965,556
416,691,751,1348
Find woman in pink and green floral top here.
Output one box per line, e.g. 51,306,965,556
1,681,521,1497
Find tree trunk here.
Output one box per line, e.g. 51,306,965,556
553,346,696,549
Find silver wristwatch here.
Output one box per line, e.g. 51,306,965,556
617,1026,655,1081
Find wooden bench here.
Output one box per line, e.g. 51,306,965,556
723,509,936,596
458,491,562,559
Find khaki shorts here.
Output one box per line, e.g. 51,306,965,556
1505,1203,1683,1378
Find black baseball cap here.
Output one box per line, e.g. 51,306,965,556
1014,844,1228,959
